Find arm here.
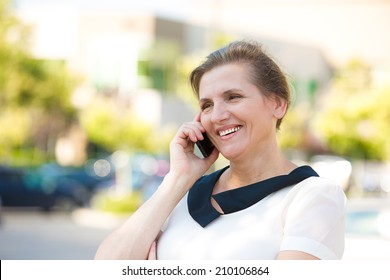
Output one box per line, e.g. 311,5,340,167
94,173,191,259
277,177,346,260
94,114,219,259
276,251,319,260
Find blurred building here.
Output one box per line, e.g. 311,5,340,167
15,3,334,121
13,0,390,167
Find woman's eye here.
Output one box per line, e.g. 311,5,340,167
228,94,242,100
201,103,213,111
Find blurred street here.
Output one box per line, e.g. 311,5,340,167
2,196,390,260
0,209,114,260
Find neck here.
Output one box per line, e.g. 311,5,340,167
224,140,297,190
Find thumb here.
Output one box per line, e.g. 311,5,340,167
203,148,219,165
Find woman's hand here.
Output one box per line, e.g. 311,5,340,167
168,113,219,185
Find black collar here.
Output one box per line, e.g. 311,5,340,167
187,165,319,227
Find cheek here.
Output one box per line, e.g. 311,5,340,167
253,100,275,120
200,113,211,129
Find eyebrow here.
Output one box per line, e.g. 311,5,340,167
199,97,210,104
199,88,244,103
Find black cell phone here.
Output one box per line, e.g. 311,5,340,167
195,132,214,158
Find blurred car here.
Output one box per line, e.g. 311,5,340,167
353,161,390,194
343,197,390,259
0,160,115,211
0,165,56,210
309,155,352,192
0,194,3,225
36,161,115,193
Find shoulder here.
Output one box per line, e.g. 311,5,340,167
280,176,347,259
296,176,346,198
284,176,347,214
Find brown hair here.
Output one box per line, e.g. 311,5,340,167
189,40,291,129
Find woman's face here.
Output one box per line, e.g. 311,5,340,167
199,63,283,161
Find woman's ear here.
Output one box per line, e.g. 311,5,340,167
272,96,288,120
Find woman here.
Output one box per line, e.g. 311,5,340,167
95,40,346,260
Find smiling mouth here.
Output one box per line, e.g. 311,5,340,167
218,126,242,137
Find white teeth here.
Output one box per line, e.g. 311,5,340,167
219,126,241,136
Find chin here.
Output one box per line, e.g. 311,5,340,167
219,149,244,162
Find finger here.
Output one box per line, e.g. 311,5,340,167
180,124,204,142
193,113,206,133
204,147,219,164
179,127,198,143
193,123,206,135
194,112,202,122
188,129,199,143
186,117,206,134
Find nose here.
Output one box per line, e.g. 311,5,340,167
211,102,230,123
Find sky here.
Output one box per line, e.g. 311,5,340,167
12,0,390,66
14,0,192,20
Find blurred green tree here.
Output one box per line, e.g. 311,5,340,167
137,39,180,94
80,96,172,154
0,0,77,165
174,32,238,108
313,60,390,160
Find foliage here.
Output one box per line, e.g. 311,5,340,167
137,40,181,93
92,190,142,214
174,53,207,108
212,32,238,49
0,0,77,164
0,108,30,147
79,97,171,154
278,102,308,150
313,60,390,160
174,32,238,107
